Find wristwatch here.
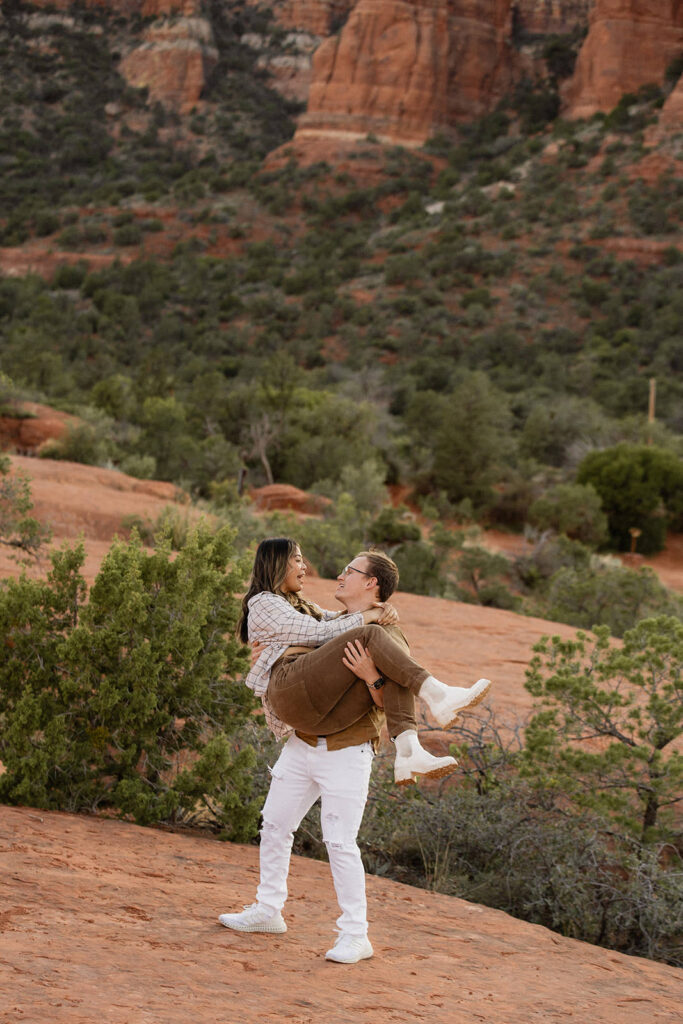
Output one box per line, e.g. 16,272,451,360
368,676,385,690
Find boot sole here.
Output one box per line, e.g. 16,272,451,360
395,761,458,786
219,918,287,933
437,679,491,729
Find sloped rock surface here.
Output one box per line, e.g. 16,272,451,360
2,804,681,1024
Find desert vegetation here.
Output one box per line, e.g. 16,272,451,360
0,1,682,968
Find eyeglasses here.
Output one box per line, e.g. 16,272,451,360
339,564,373,578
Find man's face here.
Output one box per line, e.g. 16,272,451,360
334,556,378,611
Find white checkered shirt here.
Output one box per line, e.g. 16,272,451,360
243,591,364,738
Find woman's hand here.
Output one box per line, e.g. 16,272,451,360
250,639,267,667
342,639,384,708
361,601,399,626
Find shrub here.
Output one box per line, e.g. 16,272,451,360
355,704,682,964
368,506,421,547
544,562,681,637
528,482,608,547
453,545,519,609
113,222,143,246
53,261,88,289
577,443,683,553
0,529,261,838
0,453,50,559
525,616,683,842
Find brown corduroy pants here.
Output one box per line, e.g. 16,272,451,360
267,623,429,738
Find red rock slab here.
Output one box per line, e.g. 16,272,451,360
0,456,191,584
250,483,331,515
1,804,680,1024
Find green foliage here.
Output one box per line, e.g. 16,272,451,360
454,545,520,610
524,617,683,841
0,528,261,838
312,458,387,517
0,452,50,559
368,506,420,547
429,373,512,510
577,444,683,553
544,562,681,638
528,482,608,547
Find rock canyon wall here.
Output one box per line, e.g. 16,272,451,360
15,0,683,139
563,0,683,118
513,0,592,34
296,0,519,145
119,14,218,113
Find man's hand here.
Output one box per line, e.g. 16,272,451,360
342,639,384,708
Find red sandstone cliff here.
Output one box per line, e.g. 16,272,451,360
296,0,520,145
563,0,683,118
514,0,592,34
266,0,356,34
120,15,218,113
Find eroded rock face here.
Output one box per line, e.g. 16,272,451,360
513,0,592,34
21,0,216,113
297,0,519,145
659,73,683,128
0,403,78,455
563,0,683,118
265,0,356,34
119,16,218,113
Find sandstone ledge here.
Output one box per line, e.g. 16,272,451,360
2,804,680,1024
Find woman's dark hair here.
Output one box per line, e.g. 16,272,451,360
238,537,323,642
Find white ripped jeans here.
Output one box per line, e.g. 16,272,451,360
255,734,374,937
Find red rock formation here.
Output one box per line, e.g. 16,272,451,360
266,0,355,34
514,0,592,34
250,483,331,515
659,73,683,128
297,0,519,145
119,16,218,113
0,403,78,455
24,0,215,113
563,0,683,118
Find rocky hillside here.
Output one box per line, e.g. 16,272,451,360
2,802,682,1024
0,0,681,592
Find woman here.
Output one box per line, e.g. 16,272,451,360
240,537,491,783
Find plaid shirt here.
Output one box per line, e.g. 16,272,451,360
244,591,364,738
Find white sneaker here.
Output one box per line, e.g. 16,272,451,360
419,677,491,728
325,933,374,964
393,728,458,786
218,903,287,933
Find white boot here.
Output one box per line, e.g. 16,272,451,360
393,729,458,786
418,676,491,729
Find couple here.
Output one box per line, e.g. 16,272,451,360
219,538,491,963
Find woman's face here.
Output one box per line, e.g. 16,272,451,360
281,546,306,594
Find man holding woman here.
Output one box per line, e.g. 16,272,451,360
219,539,491,963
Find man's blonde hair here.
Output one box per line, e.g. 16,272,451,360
355,550,399,602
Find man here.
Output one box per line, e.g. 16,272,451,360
218,551,469,964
